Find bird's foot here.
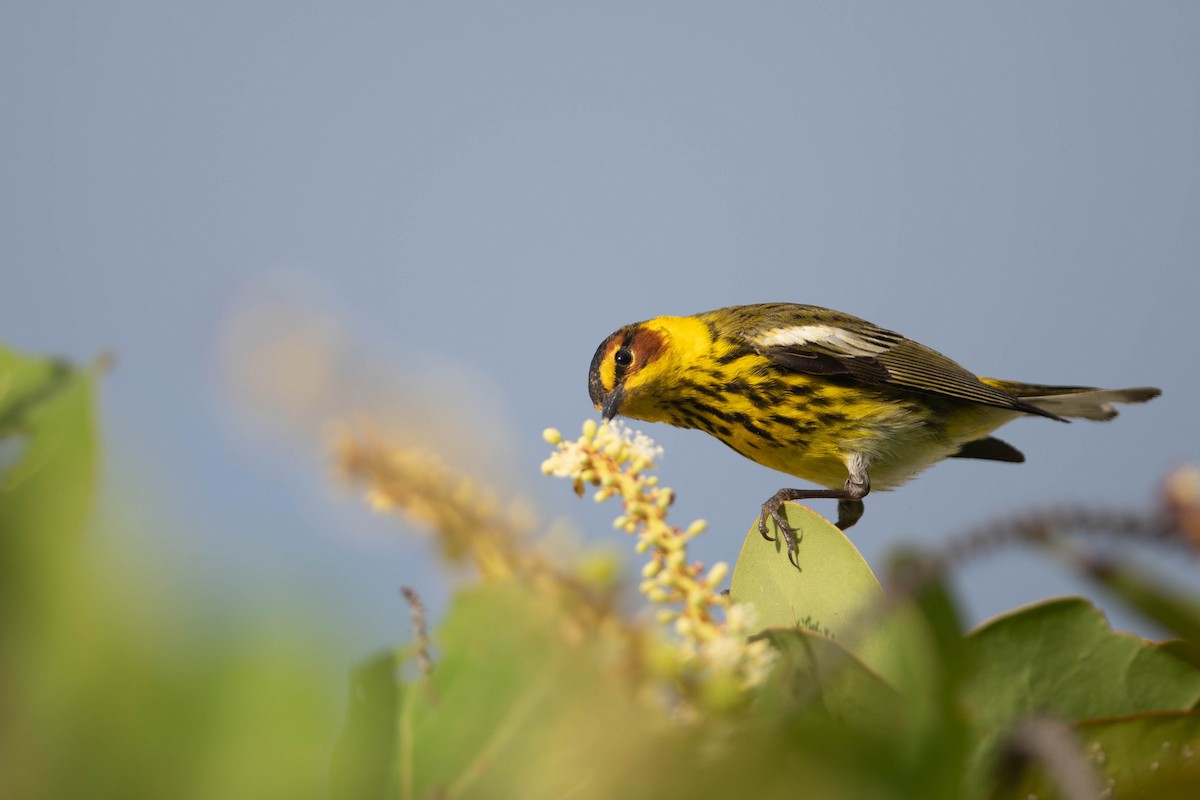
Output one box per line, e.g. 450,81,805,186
759,491,804,567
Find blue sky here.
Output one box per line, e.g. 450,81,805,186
4,3,1198,665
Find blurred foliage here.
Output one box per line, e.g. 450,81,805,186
4,343,1200,798
0,346,338,799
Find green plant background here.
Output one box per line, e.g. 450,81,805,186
3,344,1198,798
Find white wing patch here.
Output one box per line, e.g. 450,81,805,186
756,325,892,357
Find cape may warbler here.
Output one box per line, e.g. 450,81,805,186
588,303,1160,562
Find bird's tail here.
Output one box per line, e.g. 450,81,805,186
980,379,1161,421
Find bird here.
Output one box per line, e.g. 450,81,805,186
587,303,1160,564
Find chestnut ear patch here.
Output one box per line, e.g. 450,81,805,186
629,327,666,366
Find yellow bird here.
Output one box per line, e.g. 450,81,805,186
588,303,1160,562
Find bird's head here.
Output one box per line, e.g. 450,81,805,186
588,315,707,423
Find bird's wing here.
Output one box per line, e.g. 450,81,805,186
744,309,1063,419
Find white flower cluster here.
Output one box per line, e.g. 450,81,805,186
540,434,590,479
604,419,665,465
541,419,663,480
544,418,776,708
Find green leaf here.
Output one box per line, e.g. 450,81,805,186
756,627,901,729
730,503,883,639
378,582,944,800
1083,559,1200,650
729,506,975,799
0,347,99,546
397,584,650,799
0,345,100,630
729,503,943,694
330,650,402,800
994,711,1200,799
963,597,1200,793
753,625,976,800
966,598,1200,724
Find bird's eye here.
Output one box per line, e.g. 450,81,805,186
614,348,633,368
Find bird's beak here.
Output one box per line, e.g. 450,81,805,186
600,387,624,421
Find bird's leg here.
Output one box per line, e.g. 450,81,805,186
758,458,871,567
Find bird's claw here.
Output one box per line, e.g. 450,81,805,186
758,500,801,568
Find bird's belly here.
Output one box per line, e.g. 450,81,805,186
722,400,1016,491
